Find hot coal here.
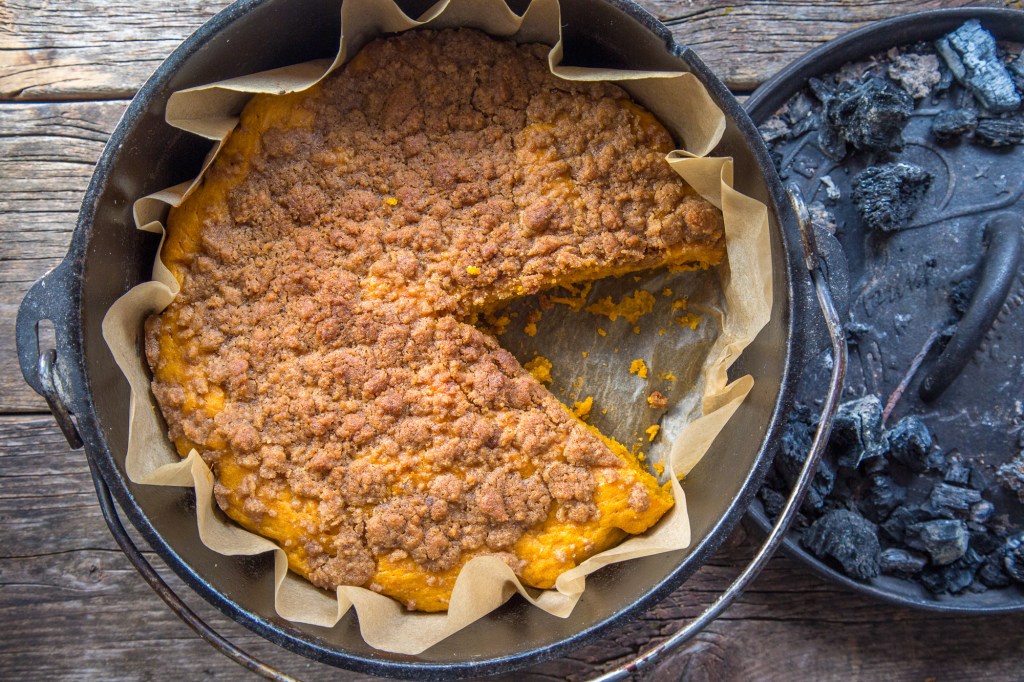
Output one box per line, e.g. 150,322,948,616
880,547,928,578
926,482,983,519
930,108,978,142
919,547,983,594
830,396,888,469
887,416,941,472
905,519,970,565
997,453,1024,503
859,474,907,523
935,20,1021,113
1001,533,1024,584
802,509,881,580
852,163,933,232
973,117,1024,147
817,76,914,160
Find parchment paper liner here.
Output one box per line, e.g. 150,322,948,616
101,0,772,655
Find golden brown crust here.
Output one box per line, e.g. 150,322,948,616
145,28,723,611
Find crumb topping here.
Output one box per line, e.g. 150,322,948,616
145,28,722,611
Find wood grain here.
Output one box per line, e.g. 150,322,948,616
2,417,1023,681
0,100,128,412
2,0,1018,101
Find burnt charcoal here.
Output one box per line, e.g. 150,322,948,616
931,108,978,142
859,474,907,523
905,519,970,566
943,455,972,485
808,76,836,104
879,548,928,578
830,396,888,469
801,509,881,580
887,416,940,472
973,117,1024,147
919,548,983,594
852,163,933,233
759,485,787,522
760,116,791,144
881,505,934,544
969,500,996,527
978,555,1012,588
1003,533,1024,584
971,529,1003,555
817,76,914,160
774,404,835,513
926,482,983,519
935,20,1021,113
1010,54,1024,94
996,453,1024,503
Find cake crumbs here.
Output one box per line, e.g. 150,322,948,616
645,425,660,442
671,298,688,310
482,312,511,336
585,290,656,324
572,396,594,420
546,281,593,311
523,356,553,384
661,287,673,297
647,391,668,408
657,328,666,336
384,196,398,206
597,327,607,337
466,265,481,276
524,309,542,337
633,326,641,334
629,358,649,379
676,313,702,329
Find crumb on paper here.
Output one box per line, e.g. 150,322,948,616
546,281,593,311
645,425,660,442
653,462,665,476
524,356,552,384
661,287,673,297
677,313,702,329
466,265,481,275
672,298,688,310
597,327,607,337
632,326,641,334
658,328,666,336
629,358,649,379
524,309,542,336
647,391,668,408
572,396,594,420
581,351,588,358
585,290,656,324
660,371,677,382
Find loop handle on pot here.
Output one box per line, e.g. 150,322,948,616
16,258,84,449
587,185,849,682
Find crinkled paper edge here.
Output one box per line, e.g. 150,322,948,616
100,0,771,655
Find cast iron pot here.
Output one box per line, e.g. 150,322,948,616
745,7,1024,616
15,0,839,678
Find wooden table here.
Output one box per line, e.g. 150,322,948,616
2,1,1023,679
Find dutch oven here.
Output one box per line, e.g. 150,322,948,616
15,0,845,678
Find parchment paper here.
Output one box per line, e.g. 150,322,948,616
101,0,772,655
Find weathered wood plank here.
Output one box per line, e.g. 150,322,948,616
2,417,1023,681
0,100,128,412
2,0,1019,101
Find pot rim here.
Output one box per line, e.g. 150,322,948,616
58,0,807,676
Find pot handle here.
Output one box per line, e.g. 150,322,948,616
16,257,84,449
587,185,849,682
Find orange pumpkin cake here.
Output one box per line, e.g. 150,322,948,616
145,28,725,612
